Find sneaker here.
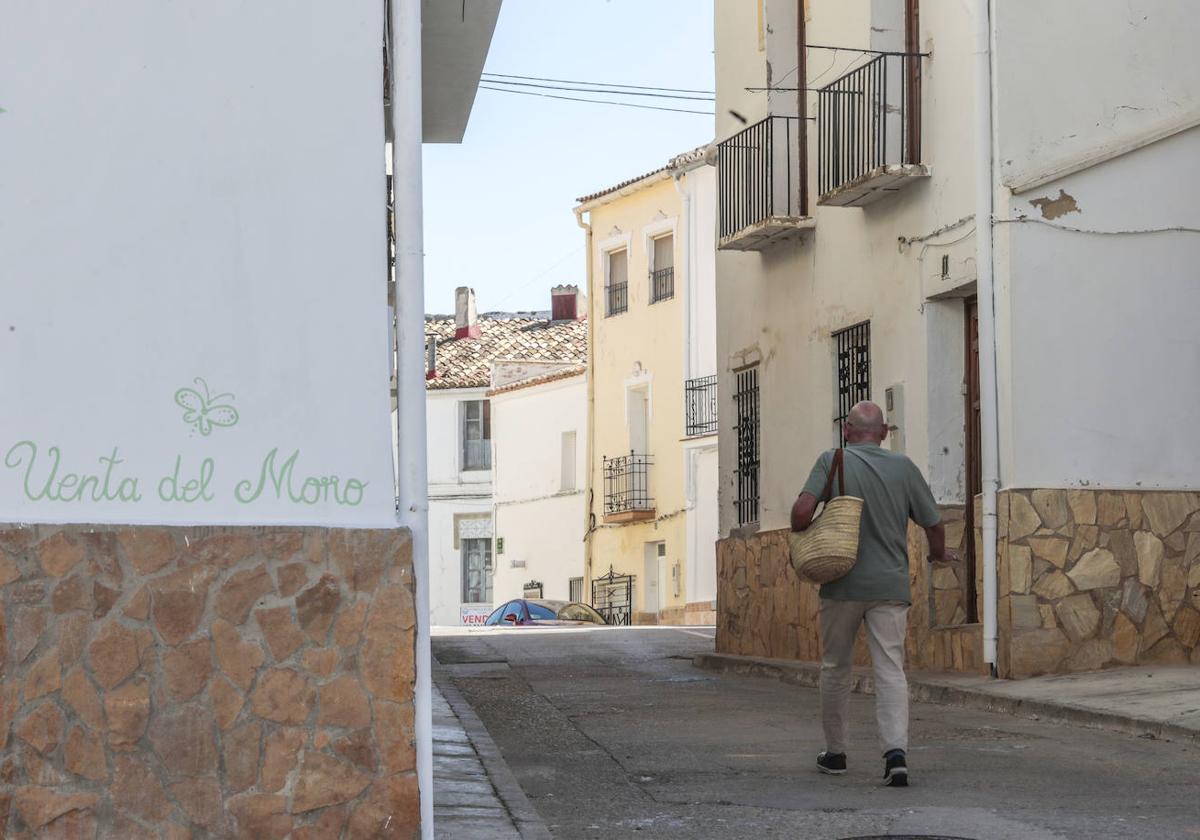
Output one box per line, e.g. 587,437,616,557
883,750,908,787
816,751,847,775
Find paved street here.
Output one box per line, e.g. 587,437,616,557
433,626,1200,840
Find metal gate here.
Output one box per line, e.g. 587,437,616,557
591,566,634,626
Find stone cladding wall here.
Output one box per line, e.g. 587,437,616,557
716,504,984,674
0,524,417,839
1000,489,1200,678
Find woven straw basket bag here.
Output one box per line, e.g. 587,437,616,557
789,448,864,584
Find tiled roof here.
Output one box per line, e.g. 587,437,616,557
574,143,713,205
487,364,586,397
425,315,587,390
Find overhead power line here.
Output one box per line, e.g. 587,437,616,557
483,77,713,102
482,71,713,96
477,85,713,116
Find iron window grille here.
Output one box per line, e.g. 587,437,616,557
606,248,629,316
684,375,718,437
569,576,584,603
833,322,871,445
603,452,654,515
462,399,492,470
606,281,628,316
734,367,760,525
817,53,922,198
650,267,674,303
717,115,803,240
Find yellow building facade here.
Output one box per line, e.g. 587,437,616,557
576,150,719,626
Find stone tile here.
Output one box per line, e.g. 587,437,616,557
62,668,106,731
1032,569,1073,600
1068,549,1121,591
210,674,245,731
296,574,343,643
149,706,219,777
162,639,212,702
215,565,275,626
150,565,213,645
224,720,263,794
1097,493,1126,528
292,753,371,813
63,726,107,781
106,677,151,749
1142,493,1198,538
38,532,85,577
261,727,305,793
1135,531,1164,587
116,530,175,575
16,701,65,755
212,619,266,690
1031,490,1070,531
318,675,371,728
1055,594,1100,642
250,668,314,725
254,607,305,662
1066,491,1097,526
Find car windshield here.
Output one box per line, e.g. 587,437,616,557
484,602,514,626
558,603,605,623
526,602,558,620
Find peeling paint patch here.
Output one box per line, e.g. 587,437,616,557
1029,189,1081,220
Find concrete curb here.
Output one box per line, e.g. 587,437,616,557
433,665,555,840
693,652,1200,747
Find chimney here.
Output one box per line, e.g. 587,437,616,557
424,335,437,380
454,286,480,339
551,284,587,322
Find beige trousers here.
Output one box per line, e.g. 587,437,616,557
819,599,909,756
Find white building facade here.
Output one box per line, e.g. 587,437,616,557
423,287,587,625
712,0,1200,678
490,365,588,606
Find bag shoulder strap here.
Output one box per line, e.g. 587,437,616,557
818,448,846,502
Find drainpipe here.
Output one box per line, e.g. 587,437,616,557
390,0,435,835
573,207,596,591
672,168,693,383
974,0,1000,677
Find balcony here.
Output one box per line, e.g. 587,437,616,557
650,267,674,303
717,116,813,251
602,452,654,523
684,375,718,437
817,53,928,207
606,281,628,317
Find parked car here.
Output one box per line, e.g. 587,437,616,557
483,599,607,627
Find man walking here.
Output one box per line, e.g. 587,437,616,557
790,401,956,787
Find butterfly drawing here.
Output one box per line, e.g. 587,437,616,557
174,377,239,436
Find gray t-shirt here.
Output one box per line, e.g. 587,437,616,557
801,443,940,604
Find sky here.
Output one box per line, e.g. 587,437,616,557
422,0,716,315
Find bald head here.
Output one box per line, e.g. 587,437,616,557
844,401,888,444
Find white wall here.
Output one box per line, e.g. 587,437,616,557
0,2,394,526
1001,125,1200,489
491,376,586,603
423,388,493,624
715,0,980,533
993,0,1200,193
684,166,718,381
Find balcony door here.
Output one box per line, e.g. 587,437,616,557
628,387,649,456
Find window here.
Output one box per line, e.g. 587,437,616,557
734,367,760,525
461,538,493,603
569,576,584,603
833,322,871,445
461,399,491,470
606,249,628,316
526,603,557,620
650,234,674,303
560,431,577,492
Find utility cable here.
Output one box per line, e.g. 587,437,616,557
482,78,713,102
482,72,713,96
995,216,1200,237
477,84,713,116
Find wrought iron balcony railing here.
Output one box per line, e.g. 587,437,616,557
602,452,654,521
650,267,674,303
717,115,810,251
684,375,718,437
606,281,628,317
817,52,927,207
